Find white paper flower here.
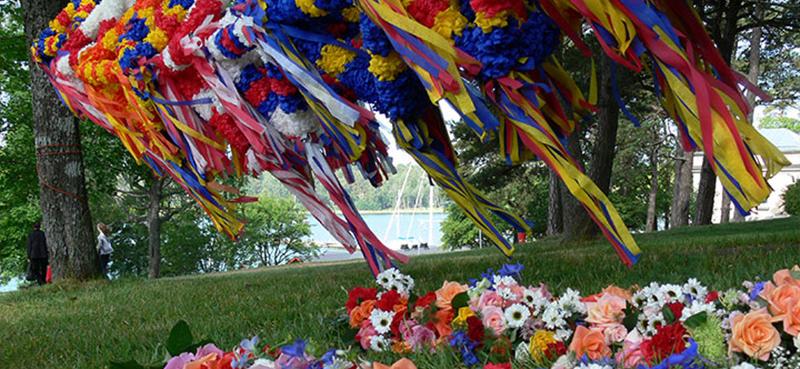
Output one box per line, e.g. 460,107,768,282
369,309,394,335
269,107,320,137
504,304,530,329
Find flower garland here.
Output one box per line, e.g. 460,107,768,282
32,0,97,64
340,264,800,369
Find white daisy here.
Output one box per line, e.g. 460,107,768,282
659,284,684,303
494,275,517,288
504,304,531,328
647,313,667,333
376,268,400,290
555,328,573,341
683,278,707,299
576,363,613,369
369,335,390,352
730,363,759,369
523,289,549,315
558,288,586,314
681,302,716,322
369,309,395,334
497,286,516,301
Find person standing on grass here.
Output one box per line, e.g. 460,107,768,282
96,223,113,277
26,222,49,286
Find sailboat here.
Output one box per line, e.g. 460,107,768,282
382,166,437,252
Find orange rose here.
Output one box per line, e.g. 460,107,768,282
185,354,219,369
433,308,454,337
783,300,800,336
764,284,800,317
729,309,782,361
569,325,611,361
435,281,467,310
586,293,627,326
350,299,376,328
772,266,800,287
602,285,633,301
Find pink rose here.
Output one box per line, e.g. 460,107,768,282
358,321,378,350
615,330,646,368
602,323,628,344
408,325,436,350
586,293,627,326
481,306,507,335
478,291,504,310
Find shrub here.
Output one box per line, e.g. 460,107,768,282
783,181,800,216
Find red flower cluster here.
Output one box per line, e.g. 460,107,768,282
544,341,567,361
209,110,250,156
345,287,377,312
407,0,450,28
469,0,526,19
641,322,688,364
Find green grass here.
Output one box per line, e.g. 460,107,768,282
2,217,800,368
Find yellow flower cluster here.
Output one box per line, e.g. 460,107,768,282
368,52,406,81
341,6,360,23
474,10,509,33
432,5,467,38
317,45,357,76
529,330,557,363
451,306,475,327
296,0,328,17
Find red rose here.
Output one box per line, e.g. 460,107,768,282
345,287,377,312
667,302,684,321
544,341,567,360
466,315,485,343
414,292,437,310
705,291,719,303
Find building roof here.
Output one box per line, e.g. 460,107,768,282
758,128,800,153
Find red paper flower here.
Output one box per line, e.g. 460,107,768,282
407,0,450,28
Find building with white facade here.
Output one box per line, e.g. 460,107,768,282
692,128,800,222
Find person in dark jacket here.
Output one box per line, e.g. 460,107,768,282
26,222,49,285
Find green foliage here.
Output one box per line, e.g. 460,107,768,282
2,217,800,369
234,195,316,267
760,115,800,132
783,181,800,216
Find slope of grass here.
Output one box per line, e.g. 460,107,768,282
1,217,799,368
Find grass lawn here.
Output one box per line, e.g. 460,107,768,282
1,217,800,368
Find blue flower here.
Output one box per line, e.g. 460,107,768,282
282,339,307,358
498,263,524,277
239,336,259,353
449,331,479,367
750,281,766,301
359,14,392,56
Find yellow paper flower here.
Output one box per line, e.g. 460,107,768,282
474,11,509,33
317,45,356,76
368,52,406,81
296,0,328,17
101,29,120,51
341,6,360,23
432,6,467,38
144,28,169,51
529,330,557,363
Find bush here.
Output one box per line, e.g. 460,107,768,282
784,181,800,216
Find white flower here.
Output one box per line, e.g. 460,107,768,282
576,363,613,369
494,275,517,288
323,357,353,369
514,342,530,362
497,286,516,300
270,107,321,137
683,278,708,299
551,355,575,369
250,358,276,369
731,363,759,369
555,328,573,341
369,335,389,352
659,284,684,303
504,304,531,328
375,268,400,290
523,289,549,315
558,288,586,314
647,314,667,335
369,309,394,334
542,304,566,330
681,302,716,321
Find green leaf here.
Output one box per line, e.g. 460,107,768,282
791,270,800,280
622,305,638,331
109,360,145,369
683,312,708,329
451,292,469,310
166,320,194,356
661,305,675,324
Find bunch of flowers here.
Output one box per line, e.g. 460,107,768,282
341,265,800,369
32,0,97,64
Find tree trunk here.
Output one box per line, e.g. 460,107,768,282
670,148,693,227
547,170,563,236
720,194,731,223
563,55,620,240
148,178,164,279
22,0,99,281
733,3,763,223
645,149,659,232
693,0,742,226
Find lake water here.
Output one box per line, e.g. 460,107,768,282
306,212,445,246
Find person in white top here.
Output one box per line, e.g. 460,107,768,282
96,223,113,277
